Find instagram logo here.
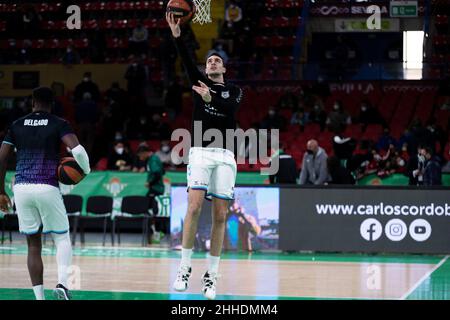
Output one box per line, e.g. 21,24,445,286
385,219,407,241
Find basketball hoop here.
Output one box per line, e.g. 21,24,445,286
192,0,212,25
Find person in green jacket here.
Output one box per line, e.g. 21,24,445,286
137,145,165,197
137,145,167,241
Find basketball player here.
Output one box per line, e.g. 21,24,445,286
166,13,243,299
0,87,91,300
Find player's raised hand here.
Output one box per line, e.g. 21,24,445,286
0,193,11,213
166,12,181,38
192,80,212,103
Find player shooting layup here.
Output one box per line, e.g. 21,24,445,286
167,13,243,299
0,87,91,300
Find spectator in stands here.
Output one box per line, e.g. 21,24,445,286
260,107,287,131
107,141,133,171
422,146,442,186
309,102,327,131
18,40,32,64
376,127,397,151
75,92,98,156
269,144,297,184
129,20,149,57
125,58,148,103
327,156,355,185
326,100,351,133
357,100,385,130
290,107,309,131
155,140,176,169
277,92,299,110
425,120,447,159
105,82,127,108
61,44,81,66
299,139,329,185
74,72,100,103
406,146,426,185
132,141,149,173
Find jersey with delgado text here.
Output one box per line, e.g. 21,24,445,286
2,111,73,187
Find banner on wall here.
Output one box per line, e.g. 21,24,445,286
279,188,450,254
170,186,280,251
310,3,424,17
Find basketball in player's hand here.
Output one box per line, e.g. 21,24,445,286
166,0,196,24
58,157,85,185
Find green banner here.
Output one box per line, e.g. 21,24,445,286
3,170,269,217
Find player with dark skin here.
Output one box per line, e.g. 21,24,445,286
0,87,90,300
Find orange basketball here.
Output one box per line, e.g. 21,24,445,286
58,157,85,185
166,0,196,25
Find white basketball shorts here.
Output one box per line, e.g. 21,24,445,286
187,147,237,200
13,184,69,235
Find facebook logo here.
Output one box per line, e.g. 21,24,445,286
360,219,382,241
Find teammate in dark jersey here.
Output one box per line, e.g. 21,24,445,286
167,13,242,300
0,87,91,300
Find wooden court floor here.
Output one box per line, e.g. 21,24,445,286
0,245,449,300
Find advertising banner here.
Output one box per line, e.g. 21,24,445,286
170,186,280,251
279,187,450,254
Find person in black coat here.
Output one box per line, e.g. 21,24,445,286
422,147,442,186
327,156,355,185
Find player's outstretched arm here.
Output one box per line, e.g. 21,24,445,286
166,12,206,84
0,143,13,212
62,134,91,175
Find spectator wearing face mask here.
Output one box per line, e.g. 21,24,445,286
357,100,385,130
299,139,329,185
260,107,287,131
155,140,176,169
326,100,351,133
309,103,327,131
74,72,100,103
107,141,133,171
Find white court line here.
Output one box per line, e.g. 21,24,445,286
81,246,169,251
0,247,16,250
400,255,449,300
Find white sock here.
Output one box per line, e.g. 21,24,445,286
52,233,73,288
180,248,193,268
33,285,45,300
207,254,220,274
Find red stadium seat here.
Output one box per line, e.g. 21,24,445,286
259,16,273,28
273,16,290,28
143,19,158,29
95,158,108,171
121,1,135,10
254,36,269,48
